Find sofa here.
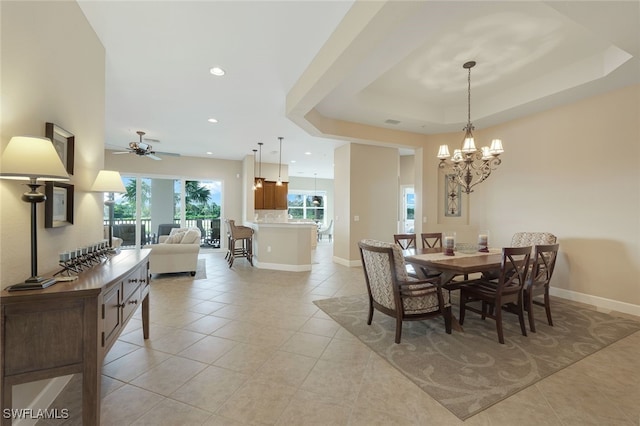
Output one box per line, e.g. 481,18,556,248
146,227,201,276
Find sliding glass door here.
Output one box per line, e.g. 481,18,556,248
106,175,222,248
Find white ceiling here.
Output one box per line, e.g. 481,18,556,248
78,1,640,179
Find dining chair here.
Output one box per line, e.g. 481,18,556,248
459,246,532,344
393,233,416,250
525,243,559,332
358,239,452,343
511,232,557,248
482,231,556,280
420,232,443,250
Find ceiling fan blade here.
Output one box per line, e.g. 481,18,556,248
112,151,131,155
154,151,180,157
146,154,162,160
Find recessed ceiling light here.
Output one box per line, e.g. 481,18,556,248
304,152,312,155
206,151,213,155
209,67,225,76
290,160,296,163
207,118,218,123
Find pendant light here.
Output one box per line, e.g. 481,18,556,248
256,143,263,189
276,137,283,186
312,173,321,206
252,149,258,191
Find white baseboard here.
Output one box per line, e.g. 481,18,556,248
550,287,640,318
13,375,72,426
332,256,361,267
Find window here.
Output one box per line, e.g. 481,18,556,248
287,191,325,224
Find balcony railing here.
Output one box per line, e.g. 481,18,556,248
105,218,221,248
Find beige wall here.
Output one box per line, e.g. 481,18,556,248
1,1,106,286
418,84,640,312
333,143,400,265
0,0,106,411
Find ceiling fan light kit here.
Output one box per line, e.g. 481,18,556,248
113,130,180,160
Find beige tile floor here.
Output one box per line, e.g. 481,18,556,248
90,242,640,425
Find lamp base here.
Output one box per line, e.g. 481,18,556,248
7,276,57,292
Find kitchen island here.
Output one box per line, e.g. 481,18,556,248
249,221,317,271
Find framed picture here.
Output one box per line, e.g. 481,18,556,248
444,174,461,217
46,122,75,175
45,182,74,228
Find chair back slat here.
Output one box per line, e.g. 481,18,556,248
498,246,532,294
529,244,559,289
421,232,443,249
393,233,416,250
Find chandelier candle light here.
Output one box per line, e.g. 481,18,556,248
437,61,504,194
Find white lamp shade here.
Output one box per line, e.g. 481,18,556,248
91,170,126,193
437,145,451,159
461,136,476,153
0,136,69,181
490,139,504,154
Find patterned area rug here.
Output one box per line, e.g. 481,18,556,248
314,294,640,420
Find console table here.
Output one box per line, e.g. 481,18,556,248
1,249,151,425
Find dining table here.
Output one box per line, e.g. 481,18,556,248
404,247,504,331
404,247,504,289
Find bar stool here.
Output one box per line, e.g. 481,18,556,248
225,219,254,267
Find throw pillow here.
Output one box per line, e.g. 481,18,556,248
164,231,186,244
180,229,201,244
169,227,189,236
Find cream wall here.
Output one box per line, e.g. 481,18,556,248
419,85,640,312
1,0,106,414
1,1,106,288
333,143,399,265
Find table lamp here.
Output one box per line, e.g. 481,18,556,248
0,136,70,290
91,170,126,250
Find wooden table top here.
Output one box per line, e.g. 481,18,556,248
404,248,504,274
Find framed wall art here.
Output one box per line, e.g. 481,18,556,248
444,174,461,217
45,181,74,228
45,122,75,175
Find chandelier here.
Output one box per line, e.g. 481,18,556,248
437,61,504,194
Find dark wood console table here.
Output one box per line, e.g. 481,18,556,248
1,249,151,425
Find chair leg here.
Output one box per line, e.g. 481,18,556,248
517,300,528,337
526,291,536,333
367,299,374,325
394,315,403,344
544,291,553,326
495,308,505,344
444,306,452,334
458,293,466,325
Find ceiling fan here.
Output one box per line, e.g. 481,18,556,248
112,131,180,160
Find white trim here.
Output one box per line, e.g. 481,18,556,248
253,261,311,272
333,256,361,267
13,376,72,426
550,287,640,317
